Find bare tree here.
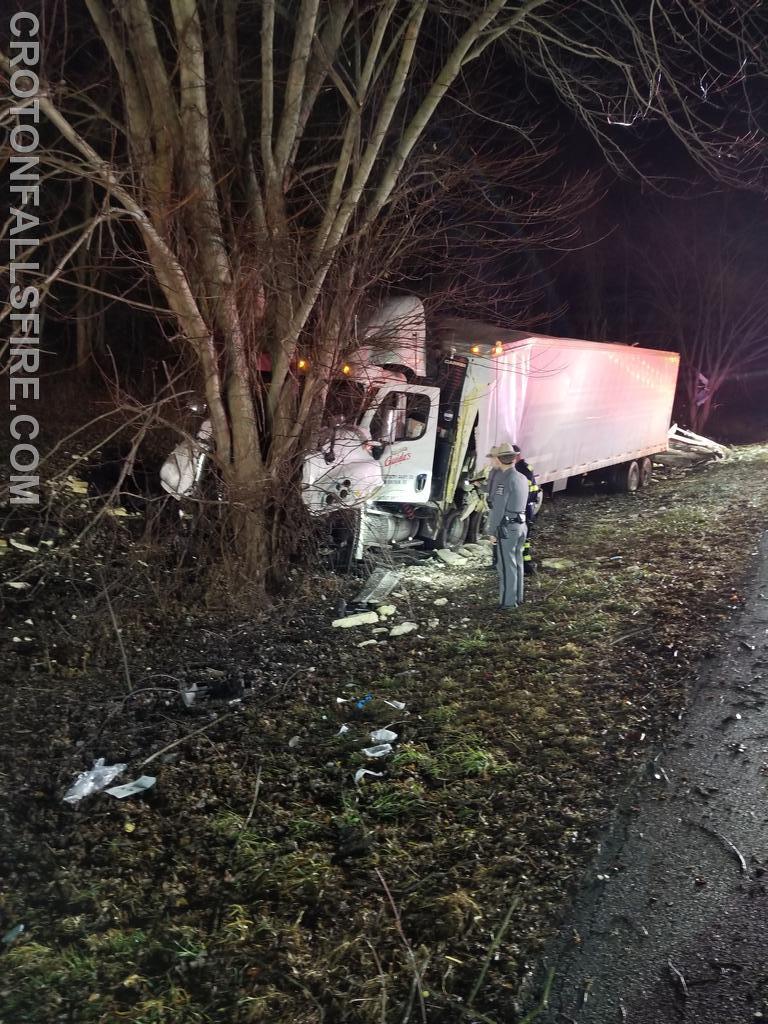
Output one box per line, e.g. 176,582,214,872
637,198,768,433
3,0,766,589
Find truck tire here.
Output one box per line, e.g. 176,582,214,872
639,457,653,487
438,509,470,549
466,508,488,544
612,460,641,493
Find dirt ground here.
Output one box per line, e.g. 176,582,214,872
1,446,767,1024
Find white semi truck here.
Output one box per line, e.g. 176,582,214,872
301,296,680,559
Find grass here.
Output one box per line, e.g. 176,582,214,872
2,447,768,1023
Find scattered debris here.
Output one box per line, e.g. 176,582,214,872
355,567,400,606
434,548,467,566
9,538,39,554
357,638,378,648
354,768,384,785
433,597,449,606
2,924,25,947
382,699,406,711
332,611,379,628
106,776,156,799
63,758,127,804
377,604,397,618
371,729,398,743
389,621,418,637
337,725,350,736
63,475,90,495
541,558,575,571
4,581,31,591
362,743,394,758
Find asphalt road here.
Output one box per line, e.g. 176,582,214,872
534,531,768,1024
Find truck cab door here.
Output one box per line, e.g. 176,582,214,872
359,384,440,503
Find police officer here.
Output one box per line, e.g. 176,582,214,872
487,443,529,609
515,450,541,575
483,445,503,570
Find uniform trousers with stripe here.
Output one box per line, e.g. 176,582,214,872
496,520,527,608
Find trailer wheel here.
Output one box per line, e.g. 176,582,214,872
466,508,488,544
612,460,641,493
438,509,470,549
639,457,653,487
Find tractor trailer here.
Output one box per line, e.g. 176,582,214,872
301,297,680,559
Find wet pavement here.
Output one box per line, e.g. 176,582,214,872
536,531,768,1024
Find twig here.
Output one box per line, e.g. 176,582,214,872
668,958,688,998
375,869,427,1024
240,764,263,834
102,581,132,692
467,896,520,1006
686,819,747,874
516,966,555,1024
364,938,388,1024
139,712,236,767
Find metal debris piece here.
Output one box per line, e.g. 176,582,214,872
106,776,156,799
63,758,127,804
355,567,400,607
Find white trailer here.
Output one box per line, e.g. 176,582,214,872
438,319,680,494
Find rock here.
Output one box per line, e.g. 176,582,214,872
433,597,449,606
427,618,439,628
357,639,378,648
390,621,418,637
541,558,576,571
435,548,467,566
377,604,397,618
371,627,389,635
332,611,380,628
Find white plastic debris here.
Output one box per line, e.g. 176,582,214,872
9,538,38,553
63,759,127,804
433,597,448,606
370,729,398,744
337,724,350,736
332,611,380,628
382,699,406,711
362,743,393,758
354,768,384,785
106,775,156,799
389,621,418,637
4,581,31,591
